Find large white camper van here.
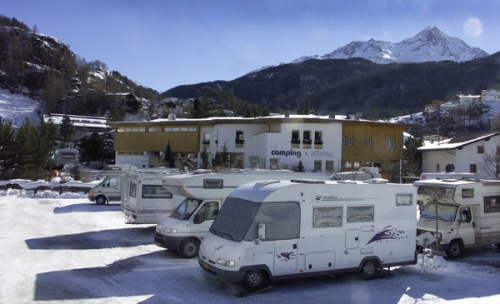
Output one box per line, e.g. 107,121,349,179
88,164,137,205
414,177,500,258
121,168,184,224
198,179,417,291
155,169,332,258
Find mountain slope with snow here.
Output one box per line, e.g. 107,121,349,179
293,27,488,65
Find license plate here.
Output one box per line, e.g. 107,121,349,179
202,262,210,270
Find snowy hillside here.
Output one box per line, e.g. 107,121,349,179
294,27,488,64
0,88,41,127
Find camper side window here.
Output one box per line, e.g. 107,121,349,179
313,207,343,227
142,185,173,199
129,183,137,198
347,206,374,222
484,196,500,213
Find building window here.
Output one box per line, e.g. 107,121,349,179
345,161,352,168
477,146,484,154
314,131,323,144
436,164,440,171
470,164,477,173
385,138,395,148
342,136,345,145
270,158,279,170
366,137,371,146
303,130,311,144
314,160,322,172
365,162,372,167
291,130,300,144
347,136,353,146
354,161,360,168
203,132,210,145
235,131,244,145
326,161,334,173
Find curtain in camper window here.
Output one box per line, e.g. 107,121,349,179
313,207,343,227
347,206,374,222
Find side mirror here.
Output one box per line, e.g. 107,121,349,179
258,223,266,240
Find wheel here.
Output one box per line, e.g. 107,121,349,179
241,270,269,291
96,195,107,205
445,240,463,258
179,238,199,258
359,260,380,280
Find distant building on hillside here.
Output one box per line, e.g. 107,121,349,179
481,89,500,102
457,94,481,105
43,114,109,140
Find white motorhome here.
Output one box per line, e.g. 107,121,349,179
88,164,137,205
330,167,383,181
121,168,184,224
198,179,417,291
414,177,500,258
53,148,80,166
155,169,332,258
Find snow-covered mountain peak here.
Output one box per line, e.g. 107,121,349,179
297,26,489,65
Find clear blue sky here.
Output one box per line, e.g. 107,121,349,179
1,0,499,93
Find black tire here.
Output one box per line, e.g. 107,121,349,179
359,260,380,280
445,240,463,258
96,195,107,205
241,270,269,291
179,238,199,258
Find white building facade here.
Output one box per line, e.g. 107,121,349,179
419,132,500,177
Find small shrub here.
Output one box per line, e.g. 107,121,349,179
80,170,93,183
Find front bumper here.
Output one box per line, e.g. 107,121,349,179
198,255,246,283
154,232,184,251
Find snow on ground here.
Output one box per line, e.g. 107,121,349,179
0,190,499,303
0,88,41,126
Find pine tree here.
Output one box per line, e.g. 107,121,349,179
164,141,174,167
59,115,75,146
0,118,16,179
297,160,305,172
220,142,229,168
15,118,39,178
201,147,209,169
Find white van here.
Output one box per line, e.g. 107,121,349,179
198,179,417,291
121,168,184,224
414,177,500,258
155,169,332,258
88,164,137,205
330,167,383,181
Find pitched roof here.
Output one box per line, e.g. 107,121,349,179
419,132,500,151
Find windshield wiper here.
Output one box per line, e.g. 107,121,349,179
221,232,234,241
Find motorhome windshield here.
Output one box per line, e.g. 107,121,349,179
169,198,202,220
209,197,301,242
420,203,457,222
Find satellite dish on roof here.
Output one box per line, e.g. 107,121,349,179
445,164,455,173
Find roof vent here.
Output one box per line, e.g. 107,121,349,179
290,179,326,184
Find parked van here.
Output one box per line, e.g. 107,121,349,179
121,168,184,224
414,177,500,258
155,169,332,258
330,167,383,181
88,164,137,205
198,179,417,291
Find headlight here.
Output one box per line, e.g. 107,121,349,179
164,228,178,233
217,259,235,267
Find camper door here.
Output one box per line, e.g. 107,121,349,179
257,202,300,275
457,206,475,246
191,201,220,238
